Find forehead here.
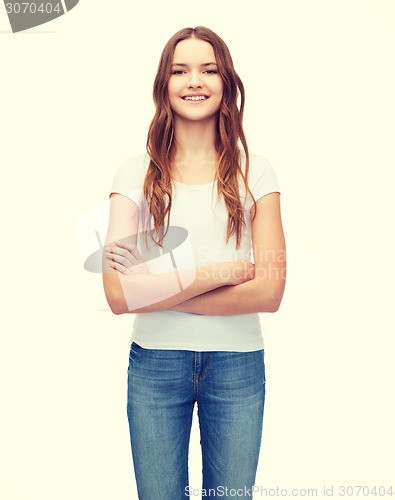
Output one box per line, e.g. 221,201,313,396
172,38,216,63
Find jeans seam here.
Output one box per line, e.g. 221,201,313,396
199,352,210,380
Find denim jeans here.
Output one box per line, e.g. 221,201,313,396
126,342,266,499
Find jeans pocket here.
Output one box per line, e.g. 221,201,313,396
129,342,143,365
130,341,142,351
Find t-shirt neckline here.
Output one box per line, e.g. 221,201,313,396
172,179,218,189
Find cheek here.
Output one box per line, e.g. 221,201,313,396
168,78,181,98
167,82,174,99
214,78,224,97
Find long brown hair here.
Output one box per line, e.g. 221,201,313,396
143,26,255,248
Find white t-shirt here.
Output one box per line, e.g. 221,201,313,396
109,149,280,352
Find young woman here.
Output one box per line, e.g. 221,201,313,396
102,26,286,499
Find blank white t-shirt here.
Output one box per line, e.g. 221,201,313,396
109,149,280,352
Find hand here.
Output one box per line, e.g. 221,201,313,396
226,260,255,286
219,260,255,285
104,241,150,275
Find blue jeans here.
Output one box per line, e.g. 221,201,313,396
126,342,266,499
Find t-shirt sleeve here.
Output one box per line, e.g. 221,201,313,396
248,153,281,202
109,155,145,206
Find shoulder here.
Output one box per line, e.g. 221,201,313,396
109,152,150,204
239,148,276,177
112,151,150,186
239,149,281,203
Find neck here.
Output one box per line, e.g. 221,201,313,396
171,116,218,164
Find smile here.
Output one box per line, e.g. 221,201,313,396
182,95,209,101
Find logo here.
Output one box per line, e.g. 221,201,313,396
4,0,79,33
76,200,196,310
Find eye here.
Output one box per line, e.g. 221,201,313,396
172,70,185,75
204,69,218,74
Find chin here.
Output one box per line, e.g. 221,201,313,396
173,106,221,122
176,113,218,123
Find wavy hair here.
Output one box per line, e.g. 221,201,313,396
143,26,255,248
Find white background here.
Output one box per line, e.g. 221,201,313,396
1,1,394,499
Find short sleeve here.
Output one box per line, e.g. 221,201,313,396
247,153,281,203
109,153,147,206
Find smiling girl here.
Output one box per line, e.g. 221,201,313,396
102,26,286,499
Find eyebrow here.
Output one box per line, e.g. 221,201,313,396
171,62,218,67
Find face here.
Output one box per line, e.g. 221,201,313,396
168,38,223,123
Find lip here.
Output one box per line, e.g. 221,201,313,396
181,93,210,102
182,93,209,98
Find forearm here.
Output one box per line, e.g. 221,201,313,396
122,265,224,313
104,261,253,315
170,275,286,315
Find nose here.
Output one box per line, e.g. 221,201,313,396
187,69,203,88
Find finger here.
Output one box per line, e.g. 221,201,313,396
106,246,136,266
109,261,131,275
105,244,142,268
114,241,143,260
106,252,134,268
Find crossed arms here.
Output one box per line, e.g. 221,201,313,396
102,192,286,316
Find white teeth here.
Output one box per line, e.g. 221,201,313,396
184,96,207,101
